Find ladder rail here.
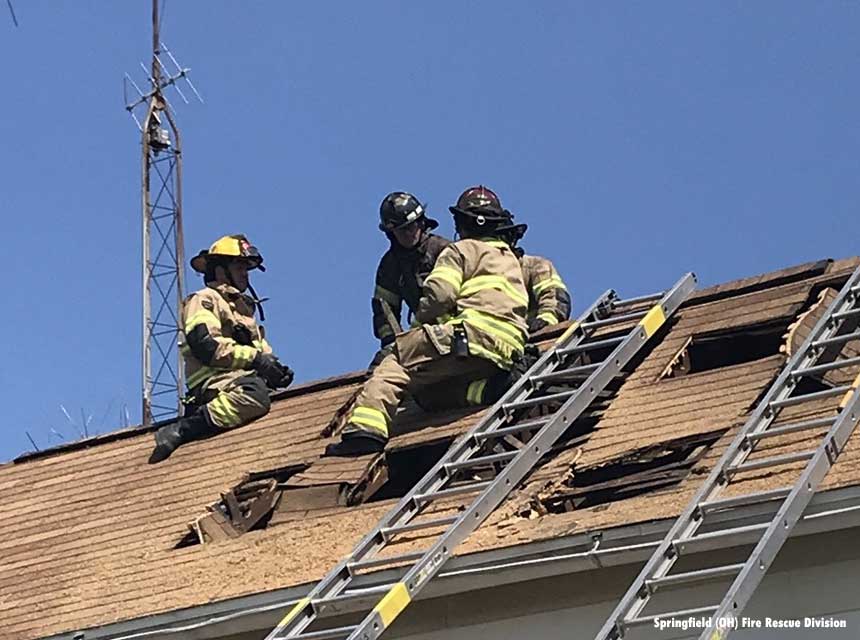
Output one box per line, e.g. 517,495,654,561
263,289,621,640
594,265,860,640
343,273,695,639
265,274,697,640
701,387,860,638
346,289,620,565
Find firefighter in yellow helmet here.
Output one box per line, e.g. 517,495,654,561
148,234,294,464
325,186,529,456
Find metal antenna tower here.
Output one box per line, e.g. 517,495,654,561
124,0,202,425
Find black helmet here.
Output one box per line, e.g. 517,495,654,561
379,191,438,232
449,185,527,239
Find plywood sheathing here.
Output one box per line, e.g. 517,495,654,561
5,260,860,640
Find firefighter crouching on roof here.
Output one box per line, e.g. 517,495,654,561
370,191,451,367
325,186,529,457
148,234,294,464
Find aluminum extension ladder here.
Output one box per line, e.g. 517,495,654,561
595,264,860,640
263,273,696,640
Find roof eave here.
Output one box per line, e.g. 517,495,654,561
50,483,860,640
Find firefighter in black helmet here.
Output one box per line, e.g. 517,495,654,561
326,186,529,456
369,192,451,367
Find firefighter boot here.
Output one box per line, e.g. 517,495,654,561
148,412,214,464
482,345,541,404
324,428,387,457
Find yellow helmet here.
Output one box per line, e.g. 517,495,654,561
190,234,265,273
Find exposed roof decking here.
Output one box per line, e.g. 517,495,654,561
4,258,860,640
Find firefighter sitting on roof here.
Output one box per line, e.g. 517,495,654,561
325,186,529,457
370,191,451,367
148,234,294,464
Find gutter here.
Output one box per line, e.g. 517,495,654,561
49,483,860,640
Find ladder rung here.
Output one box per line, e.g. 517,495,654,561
674,522,769,552
613,291,664,306
413,481,491,504
444,450,518,473
293,625,357,640
813,330,860,349
728,450,816,475
348,551,426,572
624,606,718,629
503,389,576,413
645,563,745,593
768,385,850,410
581,310,648,330
745,417,835,443
474,418,548,442
832,307,860,322
792,356,860,379
697,488,792,516
529,363,600,385
312,585,393,614
382,515,459,539
555,335,625,357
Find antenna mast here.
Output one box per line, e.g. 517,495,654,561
125,0,202,425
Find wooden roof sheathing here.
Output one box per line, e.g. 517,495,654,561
3,259,860,640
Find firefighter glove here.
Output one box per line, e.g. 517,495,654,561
252,352,291,389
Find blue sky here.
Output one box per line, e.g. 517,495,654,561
1,2,858,461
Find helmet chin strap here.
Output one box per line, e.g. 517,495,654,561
246,282,267,322
220,260,268,322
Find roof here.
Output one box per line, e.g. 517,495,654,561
4,257,860,640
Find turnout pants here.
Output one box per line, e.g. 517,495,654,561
345,324,503,441
192,370,271,430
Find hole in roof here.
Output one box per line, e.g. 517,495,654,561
366,439,455,503
660,322,789,380
539,433,720,513
176,464,308,547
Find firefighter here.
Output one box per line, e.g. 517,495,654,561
148,234,294,464
459,211,572,408
370,192,451,367
325,186,528,457
511,232,571,334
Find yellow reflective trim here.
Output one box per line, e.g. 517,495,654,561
555,321,580,345
533,275,567,294
456,309,525,351
639,304,666,338
460,275,528,307
209,395,240,424
184,308,220,334
232,345,256,368
373,583,411,628
467,341,512,369
186,365,218,388
536,311,558,325
374,285,402,307
278,597,310,627
466,378,488,405
839,371,860,410
425,265,463,289
349,406,389,435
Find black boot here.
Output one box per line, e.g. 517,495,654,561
482,345,541,404
324,429,387,457
148,412,213,464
